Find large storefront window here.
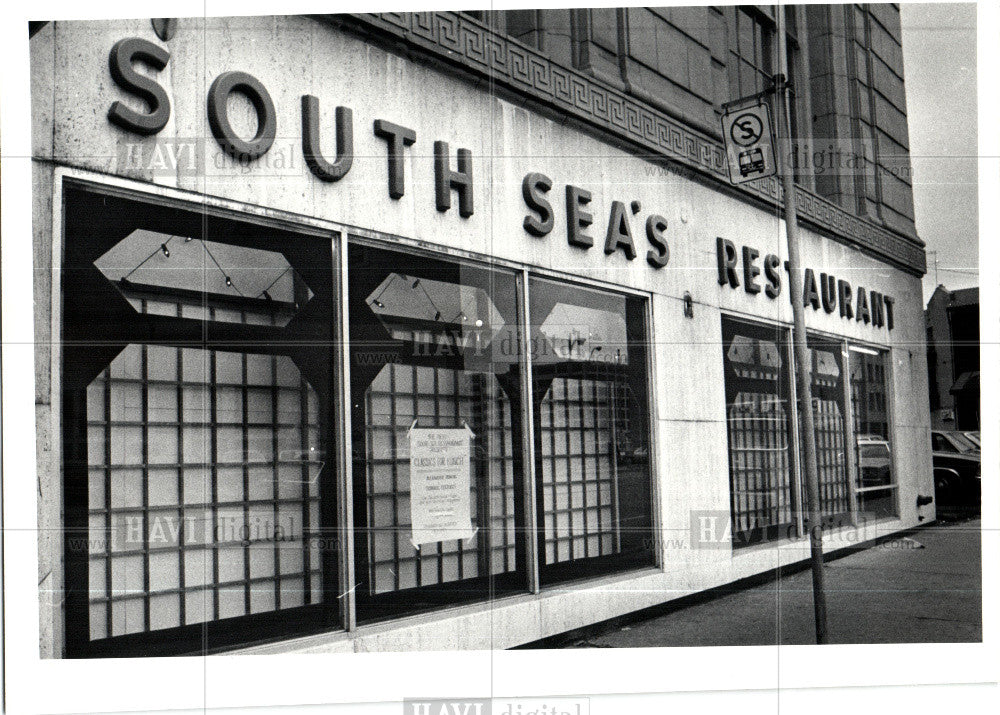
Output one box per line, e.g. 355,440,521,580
61,187,659,652
849,346,896,518
62,186,337,657
348,244,527,620
721,317,797,546
721,315,898,546
529,278,654,582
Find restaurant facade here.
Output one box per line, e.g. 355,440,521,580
30,7,933,658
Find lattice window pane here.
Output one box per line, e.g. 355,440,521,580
530,277,652,575
805,343,851,522
363,364,518,595
538,375,621,564
723,319,796,545
86,343,323,640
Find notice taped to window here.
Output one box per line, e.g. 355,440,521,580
408,425,476,547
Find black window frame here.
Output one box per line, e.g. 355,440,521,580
60,181,342,658
528,276,656,584
346,240,531,623
721,315,800,547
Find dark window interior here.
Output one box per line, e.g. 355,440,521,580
62,185,339,657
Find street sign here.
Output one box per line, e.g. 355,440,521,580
721,103,777,185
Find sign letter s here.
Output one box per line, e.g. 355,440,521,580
108,38,171,136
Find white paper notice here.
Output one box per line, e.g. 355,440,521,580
408,425,476,547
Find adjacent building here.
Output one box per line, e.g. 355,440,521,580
925,284,980,430
31,5,932,658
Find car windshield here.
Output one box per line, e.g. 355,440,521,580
935,431,978,453
963,432,981,448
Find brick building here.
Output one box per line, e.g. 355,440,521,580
926,285,980,430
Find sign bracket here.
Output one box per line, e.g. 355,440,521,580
719,75,792,112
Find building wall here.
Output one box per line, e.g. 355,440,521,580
461,5,917,239
31,14,931,656
805,3,915,235
925,285,980,429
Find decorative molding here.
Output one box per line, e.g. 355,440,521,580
338,11,926,276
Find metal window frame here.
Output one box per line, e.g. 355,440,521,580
840,340,862,524
53,168,349,656
721,308,899,536
50,167,663,653
642,294,664,569
343,237,532,620
846,341,900,521
518,272,541,593
720,311,805,544
345,232,659,595
524,274,658,584
334,234,356,630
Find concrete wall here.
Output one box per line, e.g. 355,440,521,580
31,16,933,656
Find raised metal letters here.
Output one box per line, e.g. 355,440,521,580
373,119,416,199
107,38,171,135
433,141,474,217
566,186,594,249
645,215,670,268
302,95,353,182
716,240,893,330
604,201,637,260
522,172,554,237
207,71,277,162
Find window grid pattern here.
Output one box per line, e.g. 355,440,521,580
538,373,621,565
364,364,517,595
86,301,322,641
727,391,794,537
722,323,796,544
811,382,850,520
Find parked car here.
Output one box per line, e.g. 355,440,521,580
962,431,981,449
931,430,981,518
855,435,896,518
932,429,979,454
856,435,892,487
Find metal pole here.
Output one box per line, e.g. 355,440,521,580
775,7,829,644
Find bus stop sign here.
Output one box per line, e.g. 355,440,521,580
721,103,777,185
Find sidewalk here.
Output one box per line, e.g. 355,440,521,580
572,519,982,647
